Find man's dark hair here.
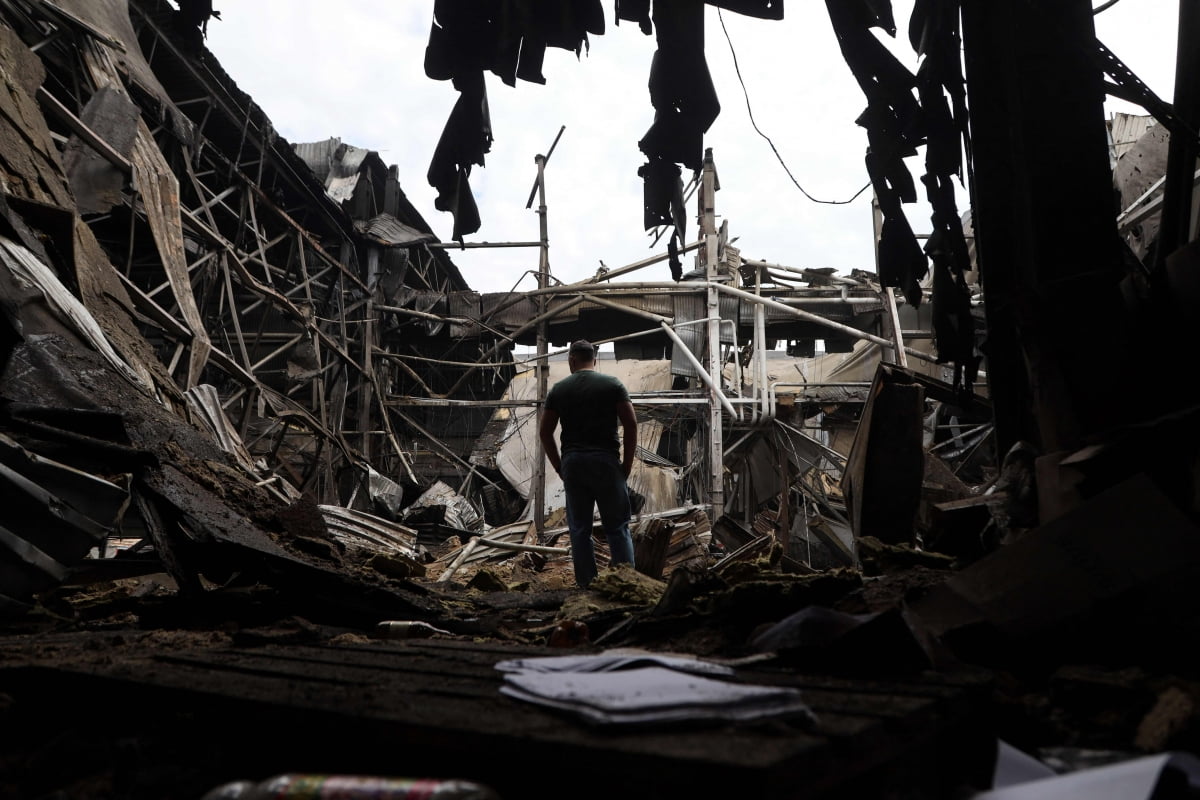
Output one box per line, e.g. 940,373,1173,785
569,340,596,359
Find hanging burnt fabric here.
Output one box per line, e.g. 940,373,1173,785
827,0,928,306
708,1,785,20
423,1,495,81
615,0,652,33
668,234,682,281
426,71,491,242
911,0,967,179
912,0,969,254
638,158,686,233
638,0,718,172
912,0,976,396
638,158,687,279
922,173,970,284
866,148,926,307
492,3,545,86
490,0,605,87
539,0,606,51
173,0,220,51
423,1,603,238
926,227,978,400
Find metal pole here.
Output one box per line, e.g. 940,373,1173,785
700,149,724,522
870,189,907,367
881,285,909,368
755,260,769,420
1153,0,1200,274
659,322,739,420
533,153,550,536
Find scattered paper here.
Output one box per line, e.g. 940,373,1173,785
494,652,735,676
992,740,1057,788
971,750,1200,799
499,665,816,727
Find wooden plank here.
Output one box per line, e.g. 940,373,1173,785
0,632,994,798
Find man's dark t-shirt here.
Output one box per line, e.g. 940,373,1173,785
545,370,630,455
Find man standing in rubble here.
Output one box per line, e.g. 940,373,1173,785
538,339,638,588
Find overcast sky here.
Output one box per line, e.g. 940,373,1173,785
202,1,1178,295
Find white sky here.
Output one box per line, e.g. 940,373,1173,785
202,1,1179,295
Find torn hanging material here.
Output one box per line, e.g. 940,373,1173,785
490,1,605,86
615,0,652,34
638,157,687,279
828,0,929,307
638,0,719,172
423,0,603,238
427,71,491,242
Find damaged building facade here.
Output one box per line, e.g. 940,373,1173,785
2,1,1200,799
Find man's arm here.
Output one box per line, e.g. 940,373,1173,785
617,399,637,479
538,408,562,475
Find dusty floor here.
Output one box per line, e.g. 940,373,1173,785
2,541,1198,800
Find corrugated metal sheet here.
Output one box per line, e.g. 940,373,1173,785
293,137,374,205
401,480,484,531
293,138,338,183
671,292,704,378
185,384,263,475
637,293,675,318
447,290,482,338
1108,112,1155,163
318,504,420,559
324,142,372,205
718,294,738,343
665,292,733,377
392,288,447,335
481,293,545,328
741,295,880,326
1,431,130,612
576,292,675,318
356,213,435,246
447,291,481,318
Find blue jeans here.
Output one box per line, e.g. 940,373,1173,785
561,449,634,587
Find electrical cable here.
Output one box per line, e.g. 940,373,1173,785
1093,0,1123,14
717,9,872,205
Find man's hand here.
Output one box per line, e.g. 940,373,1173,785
539,408,562,476
617,400,637,479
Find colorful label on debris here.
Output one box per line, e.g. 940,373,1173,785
264,775,443,799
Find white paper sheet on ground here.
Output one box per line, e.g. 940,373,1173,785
970,751,1200,799
494,651,735,676
499,666,816,726
991,740,1057,788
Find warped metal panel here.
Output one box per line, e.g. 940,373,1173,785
357,213,436,246
670,293,703,378
480,293,542,328
0,433,130,614
318,504,420,559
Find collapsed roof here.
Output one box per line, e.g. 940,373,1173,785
3,1,1200,798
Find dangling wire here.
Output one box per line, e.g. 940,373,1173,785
717,9,872,205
